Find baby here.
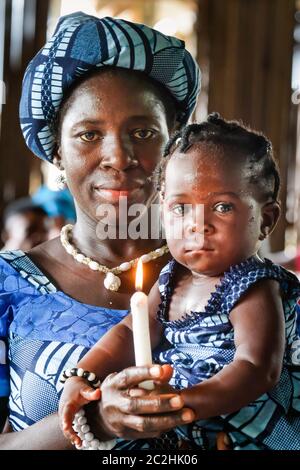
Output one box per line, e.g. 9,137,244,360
59,113,300,450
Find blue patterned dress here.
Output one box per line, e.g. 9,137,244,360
1,251,299,449
0,250,130,431
0,250,180,450
156,256,300,450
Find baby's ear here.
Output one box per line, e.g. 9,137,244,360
259,201,281,240
159,190,166,235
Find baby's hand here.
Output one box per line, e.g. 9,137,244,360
58,376,101,446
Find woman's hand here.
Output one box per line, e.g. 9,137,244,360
90,364,195,440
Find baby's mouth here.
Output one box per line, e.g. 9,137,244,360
184,243,214,252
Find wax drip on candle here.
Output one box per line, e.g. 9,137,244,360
135,257,143,291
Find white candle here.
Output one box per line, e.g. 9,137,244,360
130,259,154,390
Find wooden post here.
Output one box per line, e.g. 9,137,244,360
196,0,295,251
0,0,49,225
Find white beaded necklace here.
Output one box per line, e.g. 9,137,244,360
60,224,169,292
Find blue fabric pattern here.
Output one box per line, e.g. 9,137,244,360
0,250,129,430
297,297,300,335
19,12,201,162
0,250,183,449
157,256,300,450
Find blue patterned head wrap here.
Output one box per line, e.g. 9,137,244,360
19,12,201,162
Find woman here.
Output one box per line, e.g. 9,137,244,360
0,12,200,449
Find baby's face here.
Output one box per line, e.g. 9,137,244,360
162,144,265,276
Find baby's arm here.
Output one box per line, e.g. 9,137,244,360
179,279,285,419
59,281,163,442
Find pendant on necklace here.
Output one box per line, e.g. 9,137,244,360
104,272,121,291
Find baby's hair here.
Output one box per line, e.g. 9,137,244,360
157,112,280,203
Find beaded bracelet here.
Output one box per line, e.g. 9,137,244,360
60,367,101,389
73,408,116,451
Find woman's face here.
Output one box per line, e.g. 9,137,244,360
56,70,171,224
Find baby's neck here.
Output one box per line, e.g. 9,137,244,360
190,270,221,285
177,271,221,319
190,253,262,283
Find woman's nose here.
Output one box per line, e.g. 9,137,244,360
100,134,138,171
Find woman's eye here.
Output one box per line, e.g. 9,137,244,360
214,203,233,213
79,132,99,142
132,129,155,139
171,204,185,216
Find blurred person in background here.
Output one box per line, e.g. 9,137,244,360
32,159,76,239
32,185,76,239
260,238,300,277
1,198,49,251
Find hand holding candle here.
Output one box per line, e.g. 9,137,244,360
130,259,154,390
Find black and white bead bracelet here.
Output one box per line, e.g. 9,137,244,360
60,367,101,389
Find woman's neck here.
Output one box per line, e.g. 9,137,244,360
72,209,165,266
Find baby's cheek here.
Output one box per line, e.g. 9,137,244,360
168,240,185,264
164,215,184,240
247,212,261,238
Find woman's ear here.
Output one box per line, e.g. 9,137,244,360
52,145,64,171
259,201,281,240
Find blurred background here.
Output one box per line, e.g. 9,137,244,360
0,0,299,269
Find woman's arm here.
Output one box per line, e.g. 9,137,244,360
0,413,73,450
180,279,285,419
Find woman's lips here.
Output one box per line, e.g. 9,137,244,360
94,187,142,203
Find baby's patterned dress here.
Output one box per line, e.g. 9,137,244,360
157,256,300,450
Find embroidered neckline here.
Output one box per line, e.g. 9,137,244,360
157,255,293,330
0,250,129,312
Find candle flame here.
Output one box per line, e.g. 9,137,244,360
135,258,143,291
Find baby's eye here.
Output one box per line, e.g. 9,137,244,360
214,202,234,213
132,129,155,140
79,132,99,142
170,204,185,216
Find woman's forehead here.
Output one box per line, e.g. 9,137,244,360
60,70,170,122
